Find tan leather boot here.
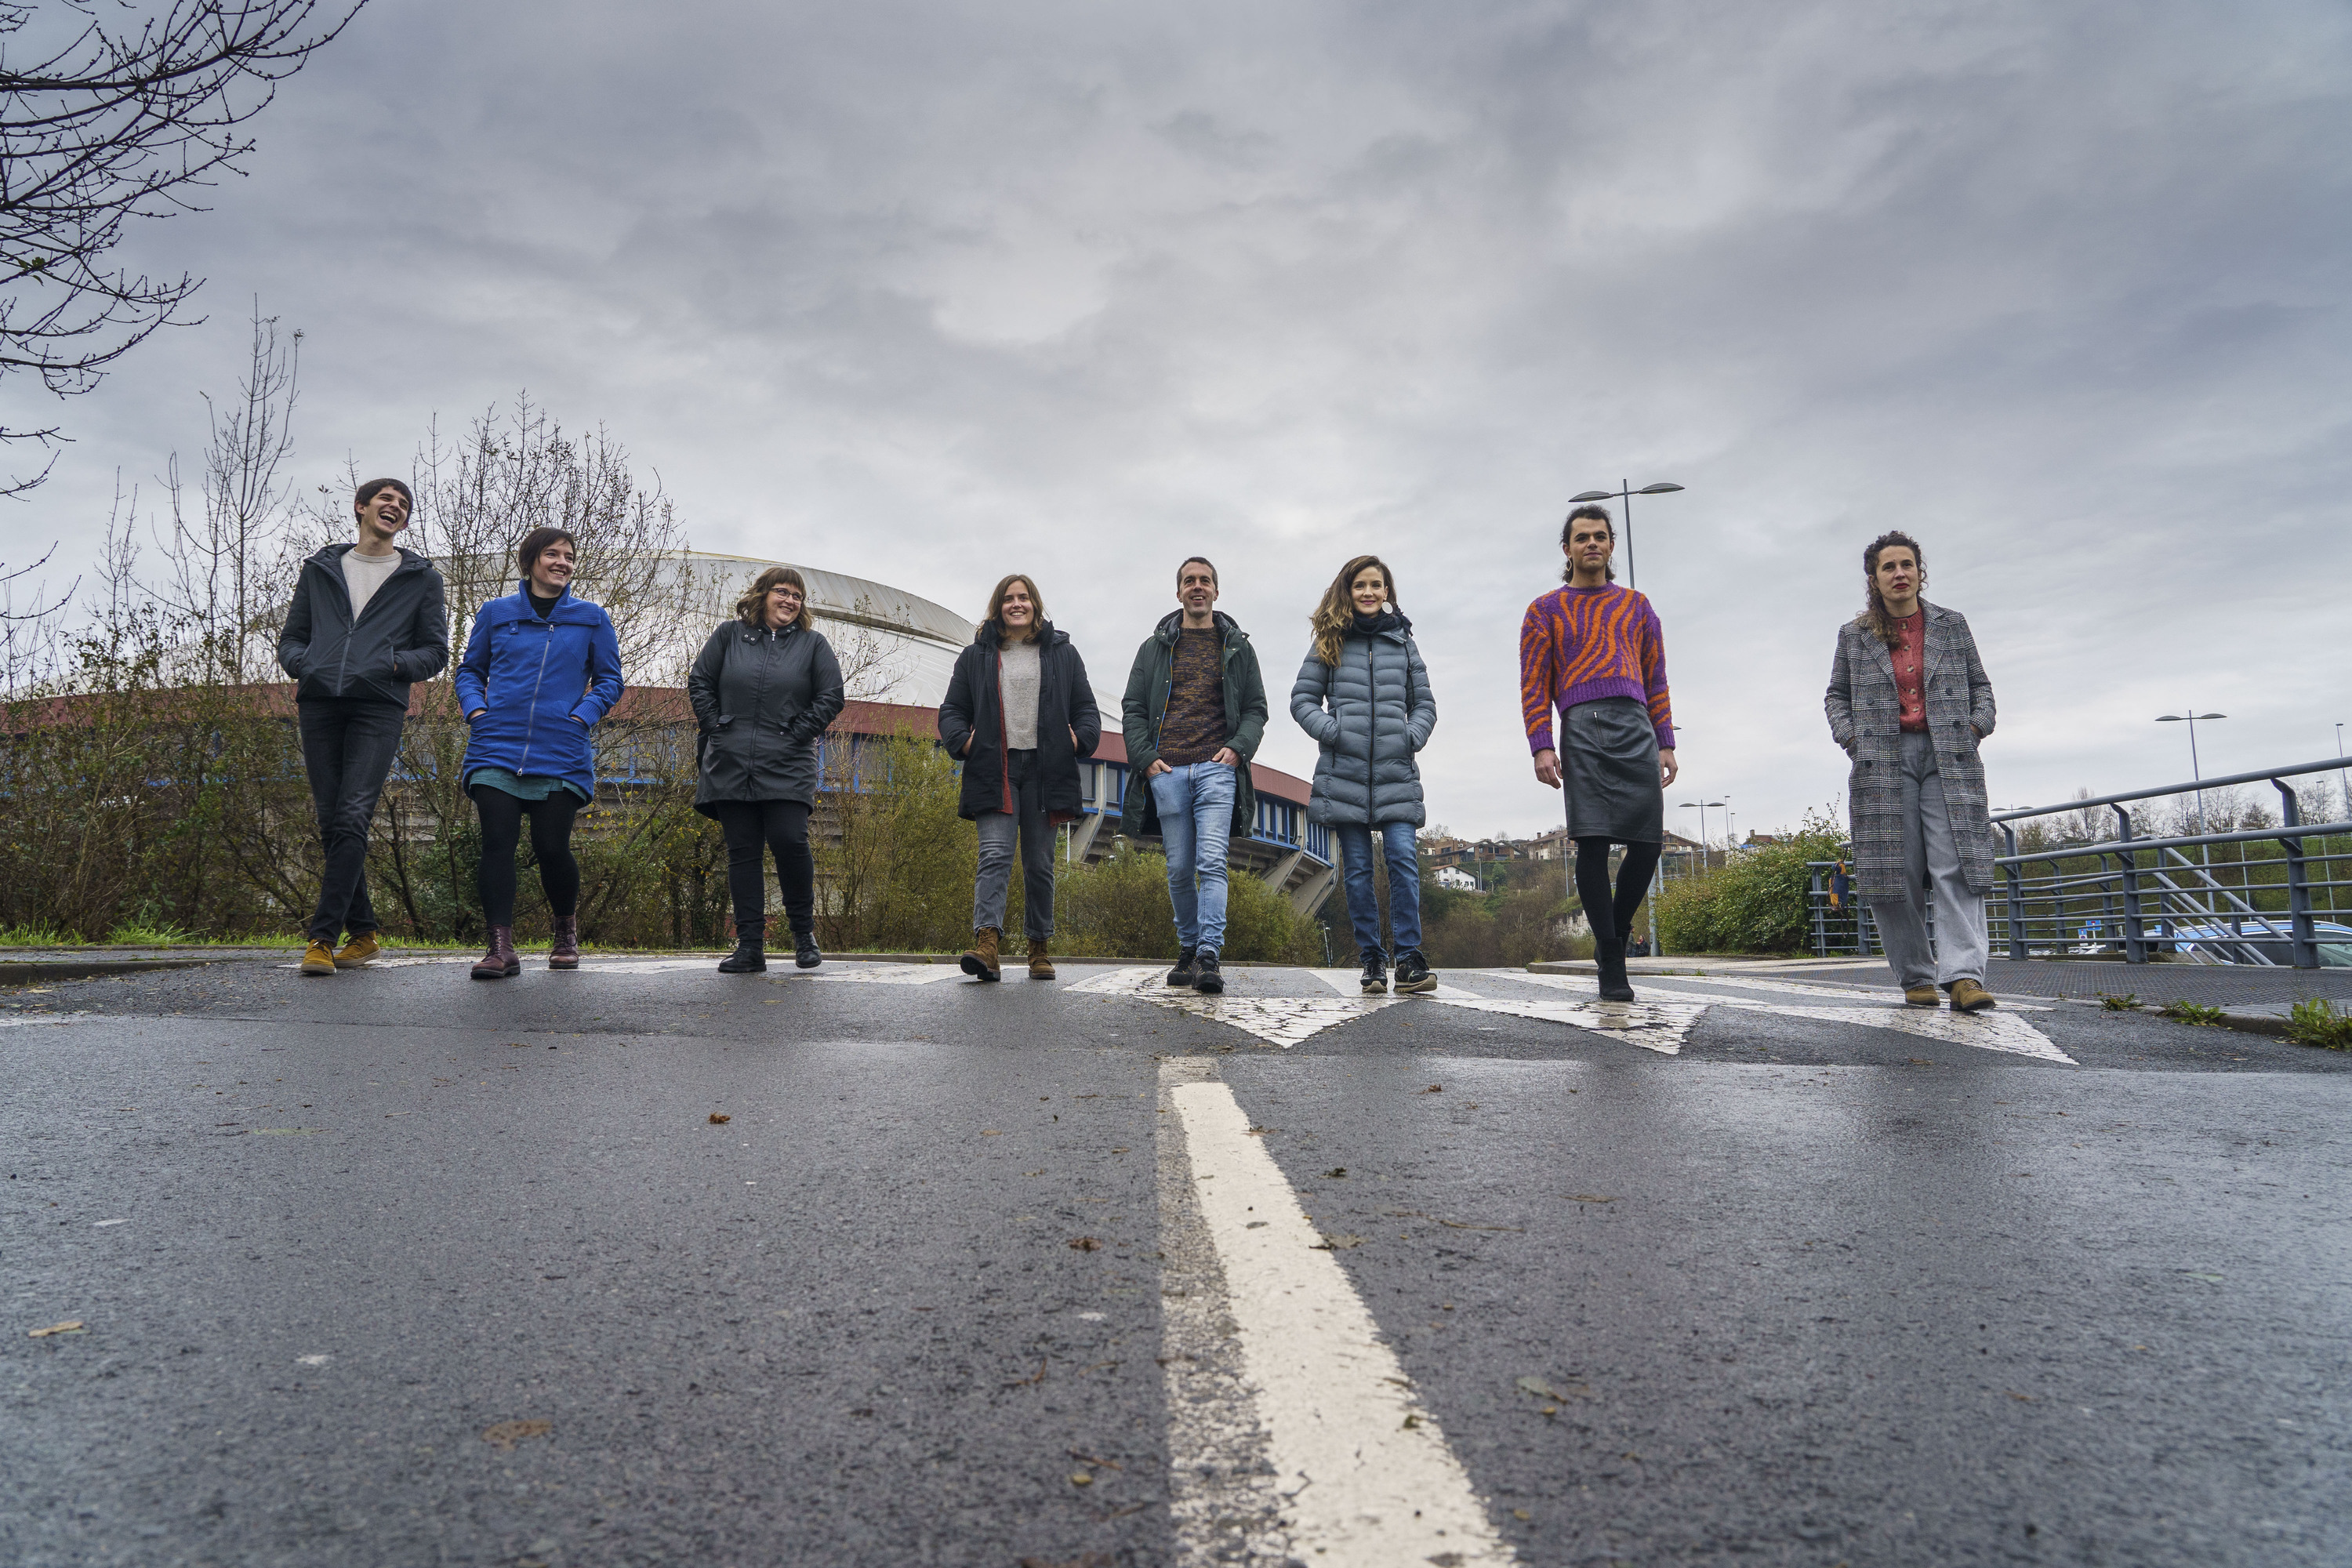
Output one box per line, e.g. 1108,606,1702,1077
1949,978,1996,1014
1903,985,1940,1007
1027,938,1054,980
300,938,336,975
332,932,380,968
960,927,1002,982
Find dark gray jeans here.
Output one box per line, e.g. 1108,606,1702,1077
298,699,408,943
973,749,1054,941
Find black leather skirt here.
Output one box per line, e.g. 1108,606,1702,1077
1561,697,1663,844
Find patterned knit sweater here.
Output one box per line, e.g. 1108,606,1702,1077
1518,583,1675,753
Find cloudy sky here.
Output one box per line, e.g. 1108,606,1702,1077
7,0,2349,842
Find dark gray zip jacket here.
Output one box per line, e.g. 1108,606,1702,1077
1289,615,1436,827
688,620,846,812
275,543,450,707
1117,610,1269,841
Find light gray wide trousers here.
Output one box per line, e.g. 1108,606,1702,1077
1869,729,1990,989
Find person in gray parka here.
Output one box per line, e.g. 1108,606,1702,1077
1290,554,1439,994
691,565,846,975
1824,530,1998,1014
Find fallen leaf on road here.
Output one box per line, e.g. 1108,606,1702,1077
1005,1356,1048,1387
1516,1376,1559,1399
982,1129,1002,1136
2006,1392,2037,1403
1565,1194,1617,1204
1067,1236,1101,1251
481,1419,552,1450
707,1112,731,1124
1438,1219,1523,1232
1323,1167,1347,1178
1420,1084,1443,1094
27,1321,84,1338
1245,1126,1275,1137
1017,1554,1114,1568
1313,1233,1367,1250
1068,1472,1092,1486
1068,1447,1124,1471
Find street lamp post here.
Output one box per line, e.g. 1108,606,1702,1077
1566,480,1684,593
1680,799,1726,872
2157,710,2226,887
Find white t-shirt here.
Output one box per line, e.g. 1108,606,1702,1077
998,637,1041,750
340,547,401,621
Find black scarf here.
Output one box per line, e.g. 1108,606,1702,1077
1351,608,1404,637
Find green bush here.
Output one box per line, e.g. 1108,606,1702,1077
1654,813,1849,955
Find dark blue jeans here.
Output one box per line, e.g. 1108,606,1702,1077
1333,820,1423,957
298,700,408,943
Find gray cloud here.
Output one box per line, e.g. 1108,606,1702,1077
8,0,2347,843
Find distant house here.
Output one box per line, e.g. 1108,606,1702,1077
1432,866,1479,891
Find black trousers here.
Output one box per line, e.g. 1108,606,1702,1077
1573,838,1661,950
297,699,408,943
470,785,584,928
710,799,815,937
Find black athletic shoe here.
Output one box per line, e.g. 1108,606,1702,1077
1166,947,1198,987
1359,949,1388,994
717,935,767,975
1193,949,1224,995
1392,949,1436,993
793,931,822,969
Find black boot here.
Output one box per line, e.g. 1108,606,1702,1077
1359,949,1388,995
1165,947,1198,987
1392,948,1436,993
1595,940,1635,1002
793,929,822,969
1193,949,1225,995
718,925,767,975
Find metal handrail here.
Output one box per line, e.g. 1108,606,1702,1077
1991,757,2351,822
1997,819,2352,864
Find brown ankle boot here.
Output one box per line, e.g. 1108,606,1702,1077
471,925,520,980
960,927,1002,982
549,914,579,970
1027,938,1054,980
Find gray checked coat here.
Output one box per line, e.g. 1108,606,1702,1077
1824,601,1998,903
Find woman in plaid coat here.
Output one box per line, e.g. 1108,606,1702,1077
1824,531,1999,1013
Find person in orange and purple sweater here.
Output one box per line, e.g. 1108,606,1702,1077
1519,503,1679,1001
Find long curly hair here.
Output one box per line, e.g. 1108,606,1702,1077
1856,531,1926,646
1309,554,1397,667
734,565,815,631
982,573,1047,643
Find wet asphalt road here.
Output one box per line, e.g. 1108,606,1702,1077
4,955,2348,1567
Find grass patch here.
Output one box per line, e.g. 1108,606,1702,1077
2285,997,2352,1051
0,924,74,947
2099,992,2140,1011
103,920,195,946
2158,999,2227,1028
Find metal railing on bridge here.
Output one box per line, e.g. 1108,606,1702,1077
1805,757,2352,970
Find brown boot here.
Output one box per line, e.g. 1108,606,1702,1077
1027,938,1054,981
960,927,1002,982
1949,978,1997,1014
332,932,380,968
1903,985,1940,1007
471,925,520,980
549,914,579,971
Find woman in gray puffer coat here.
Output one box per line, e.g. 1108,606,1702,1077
1290,554,1439,994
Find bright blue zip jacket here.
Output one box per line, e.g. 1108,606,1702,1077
453,583,626,798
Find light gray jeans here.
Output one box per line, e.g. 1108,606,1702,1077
973,750,1054,942
1869,729,1989,989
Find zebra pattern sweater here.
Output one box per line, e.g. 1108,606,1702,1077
1518,583,1675,753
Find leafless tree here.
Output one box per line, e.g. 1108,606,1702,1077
0,0,365,495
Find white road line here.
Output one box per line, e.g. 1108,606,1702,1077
1072,965,1407,1047
811,963,968,985
1490,967,2053,1010
0,1011,95,1027
1429,985,1705,1054
1163,1060,1515,1566
1482,971,2072,1061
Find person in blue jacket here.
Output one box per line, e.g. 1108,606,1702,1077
453,526,625,978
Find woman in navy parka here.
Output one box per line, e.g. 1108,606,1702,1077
453,526,625,978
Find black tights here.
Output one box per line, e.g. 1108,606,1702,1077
472,785,583,927
1574,838,1661,950
710,799,814,937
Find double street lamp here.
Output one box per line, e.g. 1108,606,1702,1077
1679,798,1726,872
1566,481,1683,592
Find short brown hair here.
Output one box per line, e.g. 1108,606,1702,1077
734,565,815,632
1177,556,1218,589
354,477,412,517
983,573,1047,642
515,526,576,580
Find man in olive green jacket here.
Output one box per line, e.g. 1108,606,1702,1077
1119,557,1269,994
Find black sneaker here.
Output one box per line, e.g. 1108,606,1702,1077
1193,949,1224,995
793,931,822,969
1393,949,1436,993
1166,947,1198,987
1359,949,1388,994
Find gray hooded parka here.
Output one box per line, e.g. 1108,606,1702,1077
1289,615,1437,827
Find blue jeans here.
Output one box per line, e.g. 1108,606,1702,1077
1333,821,1422,958
1149,762,1236,954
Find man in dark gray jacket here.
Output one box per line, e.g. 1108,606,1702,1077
275,478,449,975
